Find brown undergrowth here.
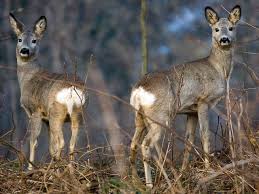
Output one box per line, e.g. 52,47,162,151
0,136,259,194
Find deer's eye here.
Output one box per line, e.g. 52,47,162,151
32,39,36,44
215,28,219,32
18,39,22,42
229,27,233,31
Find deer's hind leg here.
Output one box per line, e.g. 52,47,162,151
69,109,81,161
49,103,67,161
141,121,165,188
130,111,147,176
28,112,42,170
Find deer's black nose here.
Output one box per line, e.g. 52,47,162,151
20,48,29,55
220,37,230,44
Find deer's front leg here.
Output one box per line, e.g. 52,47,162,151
28,112,42,170
182,113,198,170
197,103,210,168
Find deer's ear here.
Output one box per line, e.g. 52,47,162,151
33,16,47,38
228,5,241,25
205,6,219,25
9,13,24,36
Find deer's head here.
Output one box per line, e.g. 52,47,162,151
205,5,241,50
9,14,47,63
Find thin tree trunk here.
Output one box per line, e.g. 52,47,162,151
4,0,19,158
141,0,148,75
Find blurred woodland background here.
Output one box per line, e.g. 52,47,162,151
0,0,258,175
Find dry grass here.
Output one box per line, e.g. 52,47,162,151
0,135,259,194
0,148,137,194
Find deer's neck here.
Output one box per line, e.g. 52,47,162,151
16,57,41,88
208,45,233,79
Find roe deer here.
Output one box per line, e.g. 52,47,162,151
9,14,88,170
130,5,241,187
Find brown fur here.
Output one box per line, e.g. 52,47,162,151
9,14,88,170
130,5,241,187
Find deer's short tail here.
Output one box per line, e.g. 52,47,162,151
56,86,86,116
130,86,156,111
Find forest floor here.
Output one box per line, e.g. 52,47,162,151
0,146,259,193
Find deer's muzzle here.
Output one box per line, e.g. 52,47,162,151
20,48,30,57
219,37,230,45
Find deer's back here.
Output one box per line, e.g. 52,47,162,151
20,70,87,118
131,58,226,115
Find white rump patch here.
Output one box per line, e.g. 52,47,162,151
56,86,85,115
130,87,156,110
